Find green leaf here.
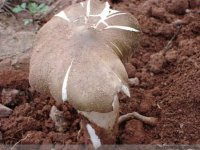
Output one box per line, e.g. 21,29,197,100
20,3,27,9
37,3,46,9
28,2,38,14
12,5,24,13
23,19,33,25
38,5,48,13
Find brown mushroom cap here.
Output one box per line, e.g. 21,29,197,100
29,0,140,113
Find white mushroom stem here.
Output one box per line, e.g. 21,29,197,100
118,111,158,126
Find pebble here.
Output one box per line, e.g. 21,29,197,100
129,77,140,86
0,104,13,118
121,119,145,144
149,52,166,74
165,50,178,62
150,6,166,19
1,88,19,107
125,63,137,78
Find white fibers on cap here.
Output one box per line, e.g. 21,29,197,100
62,60,73,102
55,11,70,22
105,25,139,32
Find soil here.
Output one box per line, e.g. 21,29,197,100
0,0,200,147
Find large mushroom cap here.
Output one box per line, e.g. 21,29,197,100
29,0,140,114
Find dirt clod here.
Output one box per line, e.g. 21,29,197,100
121,119,145,144
125,63,137,78
139,93,154,113
151,87,162,96
165,50,178,62
150,6,166,19
49,106,69,132
1,88,19,107
0,104,12,118
148,52,166,73
166,0,189,15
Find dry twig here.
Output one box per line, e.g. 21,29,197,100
162,26,181,54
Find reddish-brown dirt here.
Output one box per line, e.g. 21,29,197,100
0,0,200,146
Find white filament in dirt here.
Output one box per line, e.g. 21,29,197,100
80,2,84,7
86,124,101,149
62,60,74,102
55,11,70,22
110,42,123,58
86,0,91,17
105,25,139,32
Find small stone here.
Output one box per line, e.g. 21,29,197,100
151,87,162,96
179,123,184,129
156,24,175,39
149,52,166,74
1,88,19,107
129,77,140,86
150,7,165,19
0,104,13,117
165,50,178,62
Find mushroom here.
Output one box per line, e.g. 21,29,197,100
29,0,140,148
